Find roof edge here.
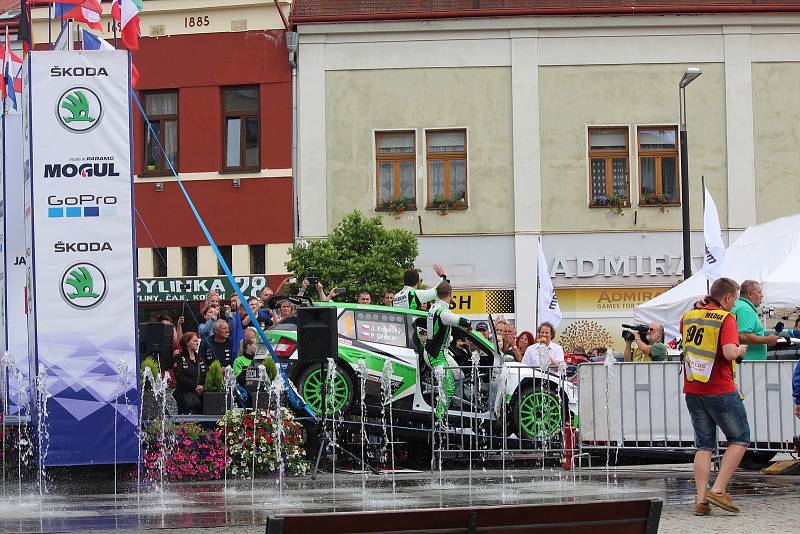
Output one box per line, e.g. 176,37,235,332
290,4,800,26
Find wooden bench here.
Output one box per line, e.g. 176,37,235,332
265,498,662,534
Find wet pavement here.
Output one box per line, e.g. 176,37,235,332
0,462,798,533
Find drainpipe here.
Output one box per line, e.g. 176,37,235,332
287,31,299,244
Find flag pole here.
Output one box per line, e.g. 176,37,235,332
702,175,710,294
113,20,118,48
535,237,541,329
48,3,52,50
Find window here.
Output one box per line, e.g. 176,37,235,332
337,310,355,338
152,247,167,277
249,245,265,274
142,92,178,175
181,246,197,277
638,126,679,205
354,310,407,348
588,127,629,207
217,245,232,275
222,87,259,172
375,131,416,209
426,129,467,208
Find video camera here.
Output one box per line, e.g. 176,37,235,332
622,323,649,343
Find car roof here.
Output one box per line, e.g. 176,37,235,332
313,300,428,317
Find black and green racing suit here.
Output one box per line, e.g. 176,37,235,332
426,299,470,421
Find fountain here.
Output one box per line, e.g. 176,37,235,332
114,359,130,500
34,364,50,497
357,358,368,496
325,357,337,490
270,369,285,497
1,351,13,494
381,359,396,494
251,364,268,497
222,366,236,493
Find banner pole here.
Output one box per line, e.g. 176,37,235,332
48,4,52,50
702,176,709,294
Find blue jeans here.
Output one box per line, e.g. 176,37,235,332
685,392,750,451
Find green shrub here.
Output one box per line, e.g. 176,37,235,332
204,360,224,392
140,357,160,390
262,356,277,381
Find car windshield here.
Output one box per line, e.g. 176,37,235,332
268,317,297,331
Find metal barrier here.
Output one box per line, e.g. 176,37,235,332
429,363,578,466
578,360,799,454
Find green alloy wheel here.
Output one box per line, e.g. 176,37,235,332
514,387,563,440
298,365,355,416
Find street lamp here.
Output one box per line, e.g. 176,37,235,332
678,66,702,279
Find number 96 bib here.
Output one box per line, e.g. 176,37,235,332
681,308,731,382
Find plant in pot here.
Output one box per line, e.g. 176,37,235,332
382,197,413,219
640,191,671,213
431,194,466,216
140,357,162,421
606,194,627,215
202,360,227,415
251,357,278,410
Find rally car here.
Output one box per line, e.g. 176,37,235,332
251,298,578,442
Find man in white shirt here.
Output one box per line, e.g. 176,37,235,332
522,322,565,368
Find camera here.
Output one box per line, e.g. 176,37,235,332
622,323,649,343
307,276,320,286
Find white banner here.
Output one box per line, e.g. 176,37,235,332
24,51,138,465
2,112,29,414
537,239,562,328
702,187,726,281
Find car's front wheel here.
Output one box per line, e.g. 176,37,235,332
510,383,567,442
298,363,355,417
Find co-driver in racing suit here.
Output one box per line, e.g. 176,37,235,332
393,264,448,310
426,281,471,422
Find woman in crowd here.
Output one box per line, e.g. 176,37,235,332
197,306,219,339
173,332,207,414
515,331,536,362
521,322,565,368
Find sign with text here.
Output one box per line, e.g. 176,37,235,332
137,275,270,302
24,51,138,465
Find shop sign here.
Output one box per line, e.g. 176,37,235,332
138,276,269,302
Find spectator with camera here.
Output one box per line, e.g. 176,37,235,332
623,322,668,362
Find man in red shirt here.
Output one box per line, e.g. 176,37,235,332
681,277,749,516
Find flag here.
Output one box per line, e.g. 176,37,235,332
702,187,726,281
120,0,143,51
18,1,33,55
537,239,562,328
53,1,103,31
110,0,120,22
81,27,140,87
0,44,23,95
3,27,17,110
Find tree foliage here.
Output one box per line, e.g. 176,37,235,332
285,211,418,303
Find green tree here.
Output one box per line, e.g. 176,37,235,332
285,211,418,303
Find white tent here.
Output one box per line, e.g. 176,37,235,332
635,213,800,339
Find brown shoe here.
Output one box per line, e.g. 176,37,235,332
694,502,711,516
706,491,740,513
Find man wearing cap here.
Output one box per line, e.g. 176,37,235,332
475,321,491,340
393,264,449,310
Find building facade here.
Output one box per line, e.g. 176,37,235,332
293,1,800,348
30,0,295,322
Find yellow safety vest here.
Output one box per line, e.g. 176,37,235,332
681,308,731,382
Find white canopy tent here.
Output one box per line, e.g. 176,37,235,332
635,213,800,340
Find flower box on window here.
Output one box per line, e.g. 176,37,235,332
377,197,416,218
430,194,467,215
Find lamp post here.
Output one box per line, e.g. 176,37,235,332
678,66,702,279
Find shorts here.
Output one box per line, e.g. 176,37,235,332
685,392,750,451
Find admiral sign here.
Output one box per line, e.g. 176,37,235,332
24,51,138,465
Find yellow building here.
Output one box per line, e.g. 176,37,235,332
293,1,800,347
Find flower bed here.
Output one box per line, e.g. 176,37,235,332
141,408,308,482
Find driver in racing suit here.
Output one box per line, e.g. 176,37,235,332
426,281,471,422
393,264,448,310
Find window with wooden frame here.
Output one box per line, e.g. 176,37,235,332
426,129,467,209
142,91,178,176
375,131,416,211
588,127,629,207
222,86,259,172
638,126,679,206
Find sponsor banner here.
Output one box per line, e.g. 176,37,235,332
137,275,271,302
25,51,137,465
449,289,515,316
1,113,30,414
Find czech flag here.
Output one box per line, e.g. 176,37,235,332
119,0,142,51
81,27,139,87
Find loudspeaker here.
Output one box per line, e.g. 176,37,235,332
297,306,338,362
140,322,175,368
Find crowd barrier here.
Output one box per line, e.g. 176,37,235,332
578,361,799,453
430,364,575,463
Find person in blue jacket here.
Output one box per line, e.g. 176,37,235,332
793,359,800,418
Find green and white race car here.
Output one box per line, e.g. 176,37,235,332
252,301,577,442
